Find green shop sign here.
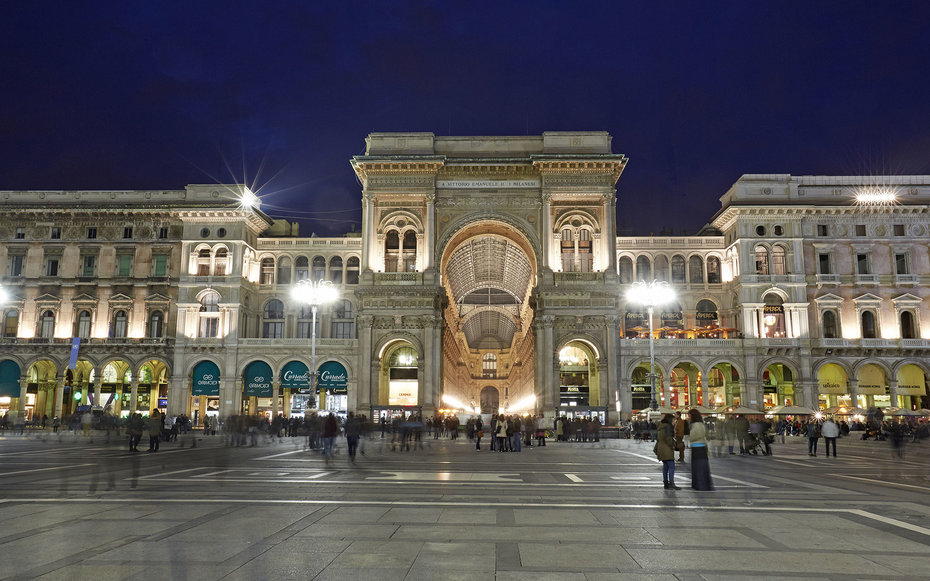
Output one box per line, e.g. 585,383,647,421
243,361,273,397
192,361,220,396
317,361,348,395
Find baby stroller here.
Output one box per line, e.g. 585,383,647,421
746,432,772,455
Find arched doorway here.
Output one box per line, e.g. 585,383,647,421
707,363,740,408
480,386,499,414
631,362,665,412
762,363,795,408
817,363,849,410
670,362,702,408
439,221,538,415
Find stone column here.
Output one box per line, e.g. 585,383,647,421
534,315,554,413
848,379,860,409
361,193,376,272
889,379,899,408
271,379,280,418
220,377,239,419
424,192,436,270
424,317,442,413
541,192,552,270
54,375,65,419
93,376,103,408
604,315,621,421
603,192,618,274
168,375,186,417
357,315,374,411
130,377,139,413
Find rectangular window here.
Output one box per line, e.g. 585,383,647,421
14,227,25,239
153,254,168,277
818,253,831,275
81,255,96,277
50,227,61,239
895,253,909,275
123,226,133,239
117,254,133,277
158,226,169,239
46,256,60,277
817,224,828,237
855,225,866,236
331,321,355,339
87,227,97,239
856,253,870,275
8,254,24,277
894,224,905,236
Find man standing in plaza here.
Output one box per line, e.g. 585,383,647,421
821,416,839,457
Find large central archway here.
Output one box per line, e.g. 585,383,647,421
439,220,538,415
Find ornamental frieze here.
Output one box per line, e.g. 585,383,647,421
366,175,436,188
435,197,542,209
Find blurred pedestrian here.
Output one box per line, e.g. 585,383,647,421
806,419,821,456
344,412,360,463
688,409,714,491
821,417,839,457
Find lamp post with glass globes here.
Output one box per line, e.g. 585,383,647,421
291,280,339,411
625,280,676,411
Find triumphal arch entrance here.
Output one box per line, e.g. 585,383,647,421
351,132,627,422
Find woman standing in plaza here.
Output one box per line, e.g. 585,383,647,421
688,409,714,491
656,414,680,490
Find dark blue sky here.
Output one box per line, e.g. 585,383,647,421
3,1,929,236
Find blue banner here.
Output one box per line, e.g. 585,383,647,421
69,338,81,369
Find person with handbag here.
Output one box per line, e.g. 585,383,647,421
655,414,680,490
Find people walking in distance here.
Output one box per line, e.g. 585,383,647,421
512,416,522,452
725,416,737,454
535,415,547,446
656,414,680,490
688,409,714,491
821,416,839,457
734,414,750,454
496,415,509,451
127,412,144,452
475,416,483,450
806,419,822,456
322,412,339,463
344,412,360,463
146,410,162,452
674,411,687,462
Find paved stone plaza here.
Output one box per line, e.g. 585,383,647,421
0,431,928,580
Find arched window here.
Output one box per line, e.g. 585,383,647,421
3,310,19,338
346,256,360,284
276,256,291,285
578,229,593,272
619,256,633,283
331,299,355,339
295,256,309,281
483,353,497,378
76,310,92,339
199,291,220,338
197,248,211,276
707,256,721,283
147,310,164,338
654,255,670,281
861,310,877,339
772,245,787,275
761,295,786,338
384,230,400,272
754,245,769,274
110,310,128,338
671,255,686,283
560,229,575,272
636,256,652,280
296,305,314,339
689,256,704,285
260,257,275,285
262,299,285,338
39,310,56,339
213,247,229,276
311,256,326,281
822,310,837,339
901,311,916,339
329,256,343,284
695,299,718,329
402,231,418,272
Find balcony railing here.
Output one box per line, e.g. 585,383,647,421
816,274,840,285
238,338,358,348
895,274,919,285
856,274,879,284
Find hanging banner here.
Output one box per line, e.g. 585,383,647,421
0,360,21,397
856,364,886,396
625,310,645,328
818,363,847,395
243,361,273,397
192,361,221,396
280,360,311,391
660,311,683,328
695,311,718,324
763,305,784,314
896,365,927,396
69,338,81,369
317,361,348,395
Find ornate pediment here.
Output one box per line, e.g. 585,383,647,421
814,293,843,304
34,293,62,306
852,293,882,305
72,293,99,306
892,293,922,305
108,293,134,307
144,293,171,305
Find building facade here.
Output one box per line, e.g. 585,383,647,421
1,133,928,424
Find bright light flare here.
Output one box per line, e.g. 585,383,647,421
626,280,676,307
854,187,898,206
0,285,7,305
239,186,260,209
508,394,537,412
441,394,467,410
291,280,339,306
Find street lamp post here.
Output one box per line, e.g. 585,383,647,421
626,280,676,411
291,279,339,411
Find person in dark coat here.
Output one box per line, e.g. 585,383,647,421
655,414,680,490
688,409,714,491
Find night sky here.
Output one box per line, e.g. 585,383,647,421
3,1,929,237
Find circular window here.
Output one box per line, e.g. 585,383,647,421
773,225,783,236
756,225,766,236
217,228,227,238
200,227,210,238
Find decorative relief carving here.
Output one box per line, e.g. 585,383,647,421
366,176,435,188
435,197,541,209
